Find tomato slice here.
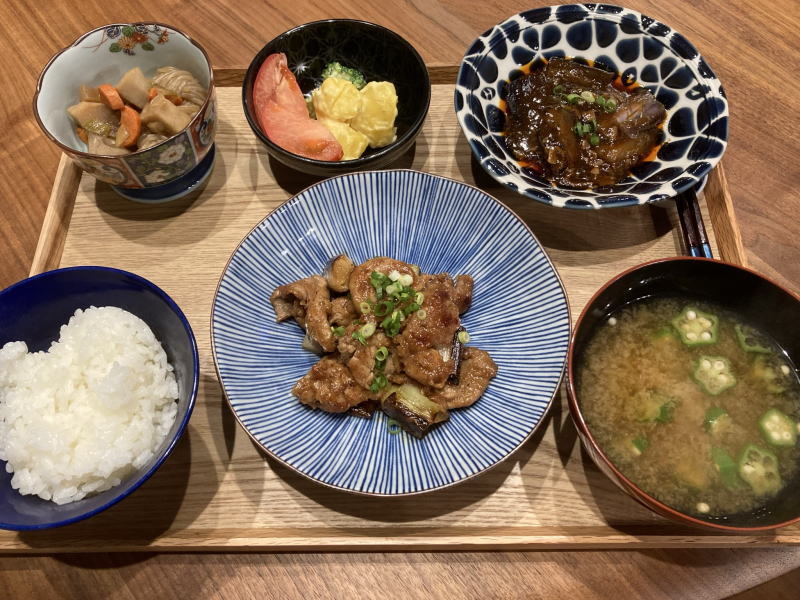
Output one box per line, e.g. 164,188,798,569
253,53,343,162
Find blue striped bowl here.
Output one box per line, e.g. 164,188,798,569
211,170,570,495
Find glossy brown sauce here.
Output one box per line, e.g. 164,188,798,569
502,58,667,188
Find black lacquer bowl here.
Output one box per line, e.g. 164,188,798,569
567,258,800,532
243,19,431,176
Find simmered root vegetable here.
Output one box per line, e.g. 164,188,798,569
67,65,207,155
271,256,497,438
579,298,800,516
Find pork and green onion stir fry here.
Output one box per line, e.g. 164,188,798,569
67,66,207,154
579,298,800,517
270,256,497,438
504,58,667,188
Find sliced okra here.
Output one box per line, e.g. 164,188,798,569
738,444,782,497
758,408,798,447
671,307,718,346
693,356,736,395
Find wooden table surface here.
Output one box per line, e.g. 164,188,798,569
1,1,798,598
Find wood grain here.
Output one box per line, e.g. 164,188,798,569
1,0,798,597
4,85,794,555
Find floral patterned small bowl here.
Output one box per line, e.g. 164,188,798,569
34,23,216,201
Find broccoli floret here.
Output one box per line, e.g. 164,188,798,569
320,62,366,90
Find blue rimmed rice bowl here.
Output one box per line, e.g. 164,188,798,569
211,169,571,495
455,4,729,209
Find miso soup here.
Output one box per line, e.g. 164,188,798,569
578,297,800,517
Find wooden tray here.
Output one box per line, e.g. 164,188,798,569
4,67,797,553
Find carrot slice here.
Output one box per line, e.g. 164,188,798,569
76,127,88,143
147,87,159,101
165,94,184,106
98,84,124,110
118,106,142,147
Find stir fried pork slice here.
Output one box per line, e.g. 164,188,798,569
429,347,498,409
330,296,357,326
270,275,336,352
347,332,391,392
397,274,462,356
292,357,368,412
403,347,454,389
348,257,419,306
452,275,474,314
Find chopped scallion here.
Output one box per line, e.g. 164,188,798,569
375,346,389,361
553,84,565,95
359,301,371,314
458,330,470,344
331,326,345,337
589,133,600,146
414,292,424,305
388,270,401,282
403,302,421,316
398,273,414,287
374,300,394,317
566,93,580,104
417,309,427,320
360,323,376,338
580,90,595,102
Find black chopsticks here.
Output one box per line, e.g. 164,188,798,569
675,188,713,258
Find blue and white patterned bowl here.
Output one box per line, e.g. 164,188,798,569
455,4,729,209
34,22,216,199
211,170,570,495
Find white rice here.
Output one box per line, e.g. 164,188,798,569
0,306,179,505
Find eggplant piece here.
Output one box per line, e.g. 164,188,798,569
448,326,465,385
348,400,378,419
381,384,449,438
324,254,355,293
612,90,666,137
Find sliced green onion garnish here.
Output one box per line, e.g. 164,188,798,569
605,98,617,112
403,302,420,316
359,301,371,314
385,283,401,296
374,300,394,317
595,96,606,108
553,84,565,95
589,133,600,147
352,330,366,345
566,93,580,104
388,270,401,282
398,273,414,287
331,326,345,336
458,330,470,344
580,90,595,102
589,119,598,132
360,323,376,338
375,346,389,361
414,292,424,305
417,309,427,320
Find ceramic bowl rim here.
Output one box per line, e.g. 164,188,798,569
210,168,571,496
566,256,800,532
32,22,216,161
0,265,200,530
241,19,431,169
